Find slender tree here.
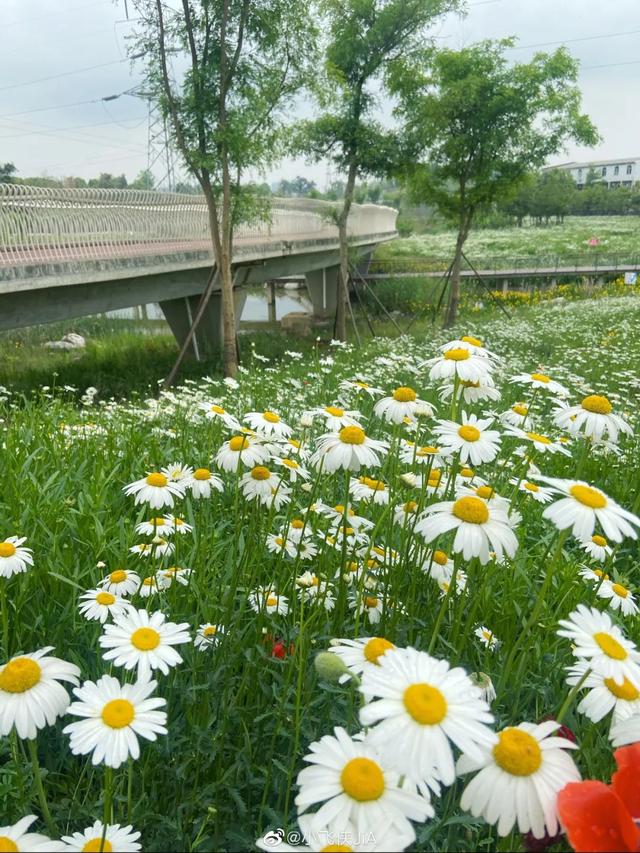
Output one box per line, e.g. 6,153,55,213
130,0,314,375
297,0,457,340
391,41,599,325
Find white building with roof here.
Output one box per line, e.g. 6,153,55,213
544,158,640,189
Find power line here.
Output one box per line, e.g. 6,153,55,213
0,58,137,94
0,116,147,141
0,88,140,120
581,59,640,70
509,29,640,51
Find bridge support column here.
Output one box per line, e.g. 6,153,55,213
305,266,339,319
160,288,247,360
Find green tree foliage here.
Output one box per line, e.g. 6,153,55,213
0,162,16,183
296,0,457,340
130,169,156,190
130,0,315,376
276,175,316,196
392,40,599,325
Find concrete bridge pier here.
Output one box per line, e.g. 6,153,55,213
160,288,247,360
305,265,340,319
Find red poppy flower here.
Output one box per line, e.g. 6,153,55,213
558,743,640,852
271,640,294,659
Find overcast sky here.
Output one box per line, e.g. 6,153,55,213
1,0,639,188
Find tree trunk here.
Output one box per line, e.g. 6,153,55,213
335,159,358,341
444,220,469,328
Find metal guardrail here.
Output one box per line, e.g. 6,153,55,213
366,254,640,275
0,185,398,267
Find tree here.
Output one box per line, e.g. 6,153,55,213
0,162,16,183
392,41,599,325
131,169,156,190
297,0,456,340
129,0,313,376
530,169,576,224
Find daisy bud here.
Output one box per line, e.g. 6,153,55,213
300,414,314,428
314,651,350,683
401,472,417,488
414,403,434,418
469,671,497,703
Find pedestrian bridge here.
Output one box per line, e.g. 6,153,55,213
0,185,398,353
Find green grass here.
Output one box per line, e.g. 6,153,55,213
2,295,640,851
378,215,640,264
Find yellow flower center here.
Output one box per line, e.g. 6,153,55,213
82,840,113,853
433,550,449,565
403,500,418,513
193,468,211,481
594,569,608,579
282,458,299,469
0,543,16,558
204,626,218,637
493,728,542,776
110,570,128,585
460,467,474,478
291,519,304,529
288,438,301,449
605,676,639,701
145,473,168,487
428,470,443,485
512,404,528,416
229,435,249,451
593,631,628,660
355,381,370,388
452,496,489,524
524,482,539,492
530,373,550,383
444,348,470,361
340,757,385,801
417,445,438,456
101,698,135,729
359,476,385,491
0,840,19,853
403,683,448,725
363,637,395,664
392,386,417,402
461,379,480,388
251,466,271,481
320,846,353,853
570,484,607,509
364,596,379,608
582,395,613,415
592,535,608,547
475,485,494,499
266,595,278,607
210,405,225,415
612,583,629,599
130,627,161,651
461,335,482,346
339,426,366,445
274,537,284,547
263,411,280,423
526,432,551,444
96,592,115,605
458,424,481,442
0,657,41,693
325,406,344,417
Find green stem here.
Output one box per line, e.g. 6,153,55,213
28,739,55,836
556,668,591,724
102,765,113,845
1,581,9,657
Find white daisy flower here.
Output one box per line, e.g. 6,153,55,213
129,538,174,559
0,536,33,579
566,661,640,728
499,402,531,427
421,550,455,583
503,426,571,455
441,336,499,361
240,466,285,506
0,647,80,739
394,500,421,526
295,726,433,837
580,534,613,562
273,457,310,482
553,394,633,443
157,566,192,587
426,347,492,384
99,608,190,679
100,568,141,596
374,386,429,424
510,479,554,503
350,476,390,505
214,434,269,472
187,467,224,499
474,626,499,650
610,713,640,746
510,372,569,396
350,591,385,624
578,565,609,585
63,674,167,768
194,623,225,651
308,405,363,431
597,579,639,616
311,426,389,473
123,472,185,509
359,647,495,785
457,720,580,839
0,816,65,852
314,502,374,531
135,517,173,537
399,442,447,467
540,477,640,542
244,410,292,438
433,413,501,466
557,604,640,686
163,462,194,483
248,586,289,616
416,495,518,565
78,588,130,623
339,378,384,398
61,821,141,852
439,376,501,405
200,401,241,430
162,516,193,535
329,637,397,682
265,533,297,558
296,574,335,610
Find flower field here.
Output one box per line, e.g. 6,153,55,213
2,295,640,852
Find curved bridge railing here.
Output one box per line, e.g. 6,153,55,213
0,185,398,268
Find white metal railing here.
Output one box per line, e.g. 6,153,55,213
0,185,398,268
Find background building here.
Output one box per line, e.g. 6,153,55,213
544,158,640,189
